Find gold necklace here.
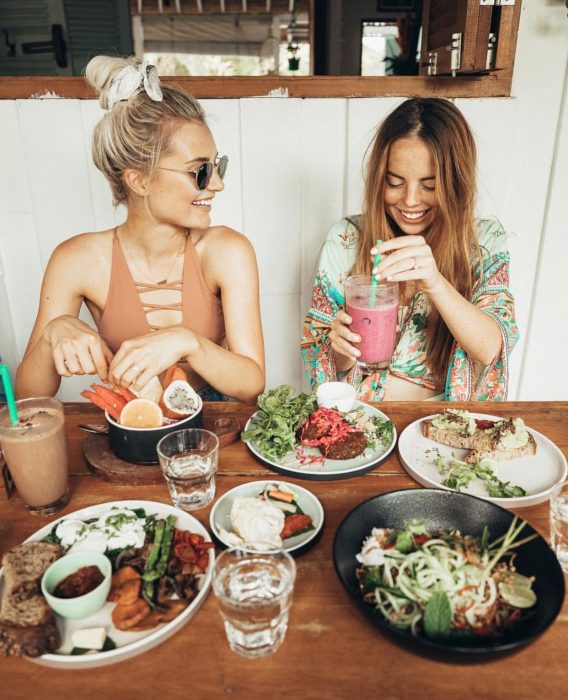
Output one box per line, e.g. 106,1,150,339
120,230,187,286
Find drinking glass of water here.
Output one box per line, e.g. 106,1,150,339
550,480,568,572
212,547,296,659
157,428,219,511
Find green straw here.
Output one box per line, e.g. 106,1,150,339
369,239,382,306
0,364,19,425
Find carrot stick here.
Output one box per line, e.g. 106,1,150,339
81,389,121,420
114,386,137,403
90,384,127,412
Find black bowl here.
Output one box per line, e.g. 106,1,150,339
105,398,203,464
333,488,565,660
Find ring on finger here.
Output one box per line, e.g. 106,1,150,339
130,365,142,377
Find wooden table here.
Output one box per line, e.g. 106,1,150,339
1,402,567,700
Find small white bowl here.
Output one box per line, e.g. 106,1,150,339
316,382,356,412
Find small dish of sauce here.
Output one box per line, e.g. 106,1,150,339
53,565,105,598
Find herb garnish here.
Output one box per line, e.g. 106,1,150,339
433,451,527,498
241,385,317,460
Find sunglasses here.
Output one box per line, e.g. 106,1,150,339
158,155,229,191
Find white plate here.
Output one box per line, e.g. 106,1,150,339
209,480,324,556
398,414,568,508
243,401,397,481
0,500,214,669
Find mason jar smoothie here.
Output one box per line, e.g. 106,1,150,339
0,397,69,515
345,275,399,373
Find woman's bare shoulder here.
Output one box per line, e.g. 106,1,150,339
52,229,114,261
196,225,253,252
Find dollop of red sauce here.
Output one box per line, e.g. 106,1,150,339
53,565,105,598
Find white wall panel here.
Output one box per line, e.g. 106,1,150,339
240,98,303,296
201,99,243,234
345,98,402,217
300,98,347,298
519,69,568,399
17,99,95,264
0,212,43,356
0,102,32,214
502,1,568,398
457,97,521,398
80,100,125,232
260,293,302,392
456,98,517,224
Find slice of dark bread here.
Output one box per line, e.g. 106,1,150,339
0,616,60,658
2,542,61,601
0,541,62,657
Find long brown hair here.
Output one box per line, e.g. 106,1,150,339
353,98,479,383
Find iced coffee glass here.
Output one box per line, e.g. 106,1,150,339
0,397,69,515
345,275,399,373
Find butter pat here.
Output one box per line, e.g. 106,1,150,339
71,627,107,651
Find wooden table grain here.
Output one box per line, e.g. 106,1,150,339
1,401,567,700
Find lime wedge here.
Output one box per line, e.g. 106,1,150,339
498,582,537,608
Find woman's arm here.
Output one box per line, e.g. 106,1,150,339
107,229,265,404
374,235,502,365
188,229,265,402
16,237,113,398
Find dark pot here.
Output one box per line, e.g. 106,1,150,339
105,398,204,464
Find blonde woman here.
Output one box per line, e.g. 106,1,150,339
16,56,264,403
302,98,518,401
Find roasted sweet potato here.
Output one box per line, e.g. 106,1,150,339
108,566,142,604
111,598,150,630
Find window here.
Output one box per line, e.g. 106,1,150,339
360,22,401,77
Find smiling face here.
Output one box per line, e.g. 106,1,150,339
147,121,224,228
384,137,438,236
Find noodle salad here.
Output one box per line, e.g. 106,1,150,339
356,518,538,640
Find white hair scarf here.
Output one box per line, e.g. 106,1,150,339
106,60,163,110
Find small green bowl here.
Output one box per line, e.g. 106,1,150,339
41,551,112,620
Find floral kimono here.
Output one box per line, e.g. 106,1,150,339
301,218,519,401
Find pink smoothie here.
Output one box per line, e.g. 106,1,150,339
347,300,398,368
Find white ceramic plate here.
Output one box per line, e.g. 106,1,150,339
243,402,397,481
0,500,214,669
209,480,325,556
398,414,568,508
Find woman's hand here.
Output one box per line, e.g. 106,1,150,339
43,315,114,380
329,309,360,371
107,327,200,391
372,236,443,294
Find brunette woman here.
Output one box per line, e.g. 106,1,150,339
301,98,518,401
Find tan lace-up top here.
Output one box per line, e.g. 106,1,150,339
98,230,225,353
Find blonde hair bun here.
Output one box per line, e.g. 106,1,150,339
85,55,141,110
85,53,206,205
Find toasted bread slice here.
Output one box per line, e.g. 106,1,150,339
0,541,62,657
465,430,537,464
422,420,477,450
0,616,60,658
2,542,61,601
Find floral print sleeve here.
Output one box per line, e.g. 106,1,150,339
301,219,358,389
445,219,519,401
